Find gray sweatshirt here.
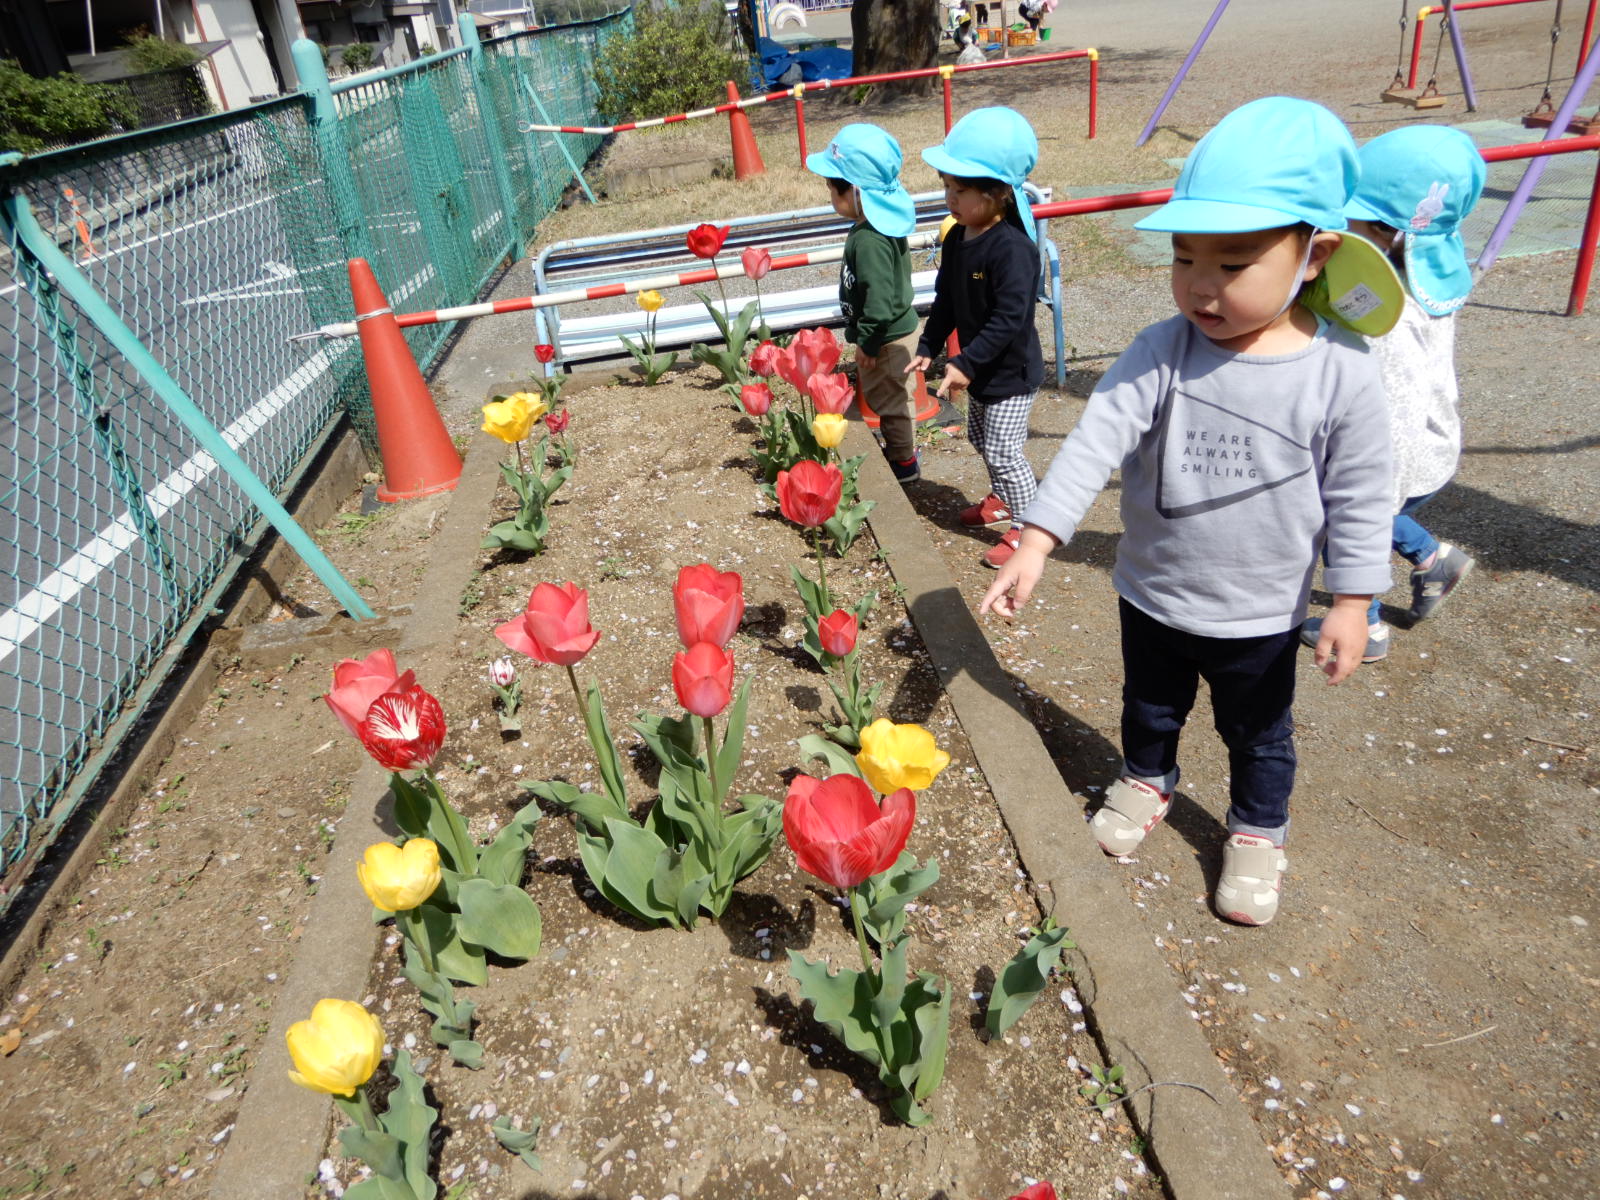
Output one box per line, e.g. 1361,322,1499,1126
1021,315,1394,638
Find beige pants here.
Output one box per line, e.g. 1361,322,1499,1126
858,329,920,462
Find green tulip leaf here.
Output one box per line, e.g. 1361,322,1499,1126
796,733,864,780
788,563,832,624
653,772,713,852
524,778,629,836
456,878,542,961
336,1128,408,1185
383,1050,440,1198
581,679,631,815
342,1175,423,1200
579,821,676,926
713,676,753,801
491,1114,543,1170
906,971,952,1103
651,845,711,928
448,1038,485,1070
985,922,1075,1038
861,853,940,949
716,797,781,884
477,798,542,888
416,904,488,986
417,773,478,875
787,951,884,1068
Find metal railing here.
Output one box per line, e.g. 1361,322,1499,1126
0,8,630,908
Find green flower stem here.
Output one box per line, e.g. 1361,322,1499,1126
513,439,526,474
700,714,722,813
811,530,831,608
848,888,877,977
753,278,765,332
564,663,586,723
418,769,475,874
398,906,437,975
711,256,731,332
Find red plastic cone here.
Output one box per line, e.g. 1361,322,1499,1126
347,259,462,502
726,81,766,180
855,371,941,429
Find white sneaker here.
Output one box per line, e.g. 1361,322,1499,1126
1090,777,1171,856
1214,834,1287,926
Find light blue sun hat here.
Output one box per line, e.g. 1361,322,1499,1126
920,106,1040,239
1346,125,1486,316
1138,96,1405,336
806,123,917,239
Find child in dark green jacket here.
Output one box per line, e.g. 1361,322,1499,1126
807,124,922,482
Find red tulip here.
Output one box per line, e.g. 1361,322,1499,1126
748,341,781,378
776,459,843,528
672,641,734,718
1008,1187,1057,1200
325,649,414,738
740,382,773,416
534,344,556,364
774,345,806,393
673,563,745,649
783,773,915,889
358,683,446,771
789,327,841,382
496,582,601,666
807,370,854,415
544,409,570,435
817,609,857,657
686,223,730,259
741,245,772,281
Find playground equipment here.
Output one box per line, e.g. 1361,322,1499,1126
1522,0,1600,132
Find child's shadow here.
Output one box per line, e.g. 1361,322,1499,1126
1159,789,1232,891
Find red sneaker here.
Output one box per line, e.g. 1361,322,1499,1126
982,527,1021,569
959,494,1013,528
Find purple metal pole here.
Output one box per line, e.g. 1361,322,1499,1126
1477,34,1600,272
1442,0,1479,111
1135,0,1232,147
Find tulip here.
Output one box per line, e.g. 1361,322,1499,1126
789,327,841,383
325,649,412,738
672,641,734,718
1009,1186,1057,1200
740,382,773,416
534,344,556,364
359,684,447,771
673,563,745,649
357,838,442,912
807,371,854,416
488,657,516,687
636,289,665,312
811,413,847,449
783,773,915,890
496,581,601,667
685,223,730,259
285,998,385,1097
741,245,772,280
776,459,843,529
817,609,857,658
856,719,951,795
481,392,544,444
748,340,781,378
544,409,570,435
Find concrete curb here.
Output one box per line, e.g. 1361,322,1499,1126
852,429,1290,1200
209,433,504,1199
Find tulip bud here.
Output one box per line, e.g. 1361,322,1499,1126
488,657,516,687
286,999,385,1097
811,413,847,449
817,609,857,657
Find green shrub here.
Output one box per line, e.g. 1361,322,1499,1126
341,43,376,72
593,0,745,122
123,32,201,72
0,59,138,152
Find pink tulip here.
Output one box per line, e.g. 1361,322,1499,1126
496,582,601,666
741,245,772,281
817,610,857,657
748,341,781,378
740,382,773,416
325,649,413,738
776,460,843,528
672,641,735,718
783,773,915,889
806,371,854,415
358,683,446,771
673,564,745,649
789,327,841,382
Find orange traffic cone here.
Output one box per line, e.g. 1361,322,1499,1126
347,258,462,502
726,81,766,180
856,371,942,429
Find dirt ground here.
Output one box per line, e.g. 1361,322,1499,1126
2,1,1597,1197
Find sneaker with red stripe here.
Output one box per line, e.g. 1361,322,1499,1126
960,493,1012,528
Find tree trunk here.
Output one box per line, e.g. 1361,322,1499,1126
850,0,940,95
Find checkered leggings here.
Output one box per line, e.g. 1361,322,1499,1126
967,390,1038,523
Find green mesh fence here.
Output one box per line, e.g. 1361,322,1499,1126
0,9,629,903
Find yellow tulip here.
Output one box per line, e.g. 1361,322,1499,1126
481,393,544,443
286,998,385,1097
811,413,847,449
357,838,441,912
856,719,951,794
637,290,665,312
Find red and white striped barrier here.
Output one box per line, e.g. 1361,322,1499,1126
290,233,939,341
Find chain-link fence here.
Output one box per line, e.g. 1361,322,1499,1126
0,9,630,906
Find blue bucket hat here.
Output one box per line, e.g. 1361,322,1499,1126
920,106,1040,239
1346,125,1486,316
806,123,917,239
1138,96,1406,337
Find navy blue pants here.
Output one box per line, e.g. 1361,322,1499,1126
1118,598,1297,841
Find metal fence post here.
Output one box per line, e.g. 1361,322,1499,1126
459,14,526,259
291,39,375,264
